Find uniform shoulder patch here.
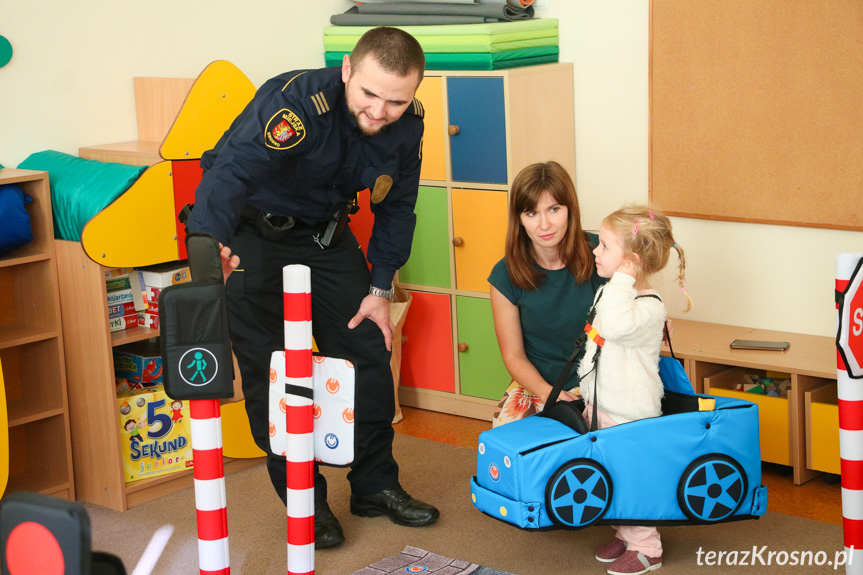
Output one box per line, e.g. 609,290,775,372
407,97,425,119
310,92,331,116
265,108,307,150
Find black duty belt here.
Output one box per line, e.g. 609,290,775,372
241,206,296,241
241,204,352,249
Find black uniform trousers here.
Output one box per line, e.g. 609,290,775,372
225,220,400,504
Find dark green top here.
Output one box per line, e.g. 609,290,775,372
488,233,605,390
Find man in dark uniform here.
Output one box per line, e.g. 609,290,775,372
186,27,438,548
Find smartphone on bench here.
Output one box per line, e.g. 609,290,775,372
730,339,790,351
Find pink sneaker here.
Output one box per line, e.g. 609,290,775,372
606,550,662,575
595,537,627,562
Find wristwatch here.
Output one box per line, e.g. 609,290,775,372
369,284,395,300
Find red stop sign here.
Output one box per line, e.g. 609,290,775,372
839,258,863,378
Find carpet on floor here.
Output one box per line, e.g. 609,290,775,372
81,433,844,574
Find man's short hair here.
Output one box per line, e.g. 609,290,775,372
350,27,425,82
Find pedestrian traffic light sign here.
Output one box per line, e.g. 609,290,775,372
159,281,234,400
179,348,220,386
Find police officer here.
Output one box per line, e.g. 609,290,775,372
186,27,438,548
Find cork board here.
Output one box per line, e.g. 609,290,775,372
649,0,863,231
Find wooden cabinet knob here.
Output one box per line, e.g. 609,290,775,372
458,342,469,353
452,237,464,247
448,125,460,136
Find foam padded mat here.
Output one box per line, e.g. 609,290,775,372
326,46,558,70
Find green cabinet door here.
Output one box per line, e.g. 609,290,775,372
399,186,450,288
456,296,510,400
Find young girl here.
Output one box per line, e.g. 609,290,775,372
578,204,690,575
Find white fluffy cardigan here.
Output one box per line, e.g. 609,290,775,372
577,272,667,424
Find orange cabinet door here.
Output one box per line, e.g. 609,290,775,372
400,291,455,393
416,77,445,182
451,189,508,293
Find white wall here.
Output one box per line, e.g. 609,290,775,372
1,0,859,336
0,0,346,166
540,1,861,337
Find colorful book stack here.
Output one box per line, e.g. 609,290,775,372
323,18,559,71
137,262,193,330
105,269,146,332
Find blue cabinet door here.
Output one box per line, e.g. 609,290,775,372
447,77,507,184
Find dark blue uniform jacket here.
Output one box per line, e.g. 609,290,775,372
187,66,425,289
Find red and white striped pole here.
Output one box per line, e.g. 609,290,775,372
190,399,230,575
837,252,863,574
283,265,315,575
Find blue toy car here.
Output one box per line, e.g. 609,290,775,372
470,379,768,530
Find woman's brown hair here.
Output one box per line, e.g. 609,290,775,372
505,161,594,289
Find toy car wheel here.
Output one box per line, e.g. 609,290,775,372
677,453,747,522
545,458,612,528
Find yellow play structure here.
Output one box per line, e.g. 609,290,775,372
81,61,264,461
0,358,9,498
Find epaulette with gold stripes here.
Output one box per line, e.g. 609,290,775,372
310,91,331,116
407,97,425,119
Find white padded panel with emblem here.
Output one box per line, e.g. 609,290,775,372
268,351,355,466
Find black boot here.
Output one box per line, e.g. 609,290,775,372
350,487,440,527
314,499,345,549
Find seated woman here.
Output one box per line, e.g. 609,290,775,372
488,161,605,426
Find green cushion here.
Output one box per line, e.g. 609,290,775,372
324,19,558,53
325,46,559,70
17,150,146,241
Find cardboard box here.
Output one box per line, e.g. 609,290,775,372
108,301,136,319
144,286,161,303
106,288,134,306
137,311,160,329
105,270,147,311
108,313,139,333
114,339,163,384
139,262,191,289
117,385,193,482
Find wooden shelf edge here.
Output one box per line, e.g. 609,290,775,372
0,328,60,350
111,326,160,347
399,387,496,422
0,251,51,268
8,407,66,428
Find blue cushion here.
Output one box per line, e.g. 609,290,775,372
0,184,33,256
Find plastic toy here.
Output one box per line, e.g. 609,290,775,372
470,364,768,530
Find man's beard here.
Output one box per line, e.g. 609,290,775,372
349,107,388,136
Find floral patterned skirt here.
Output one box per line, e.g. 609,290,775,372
491,380,544,428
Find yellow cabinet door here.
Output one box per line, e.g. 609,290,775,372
416,77,446,182
451,189,508,293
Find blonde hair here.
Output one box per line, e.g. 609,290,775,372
602,204,692,312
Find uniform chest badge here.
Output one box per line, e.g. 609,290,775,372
371,174,393,204
265,108,306,150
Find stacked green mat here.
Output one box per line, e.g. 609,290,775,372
323,19,559,71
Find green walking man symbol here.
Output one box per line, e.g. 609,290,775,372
186,351,209,383
180,348,218,386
